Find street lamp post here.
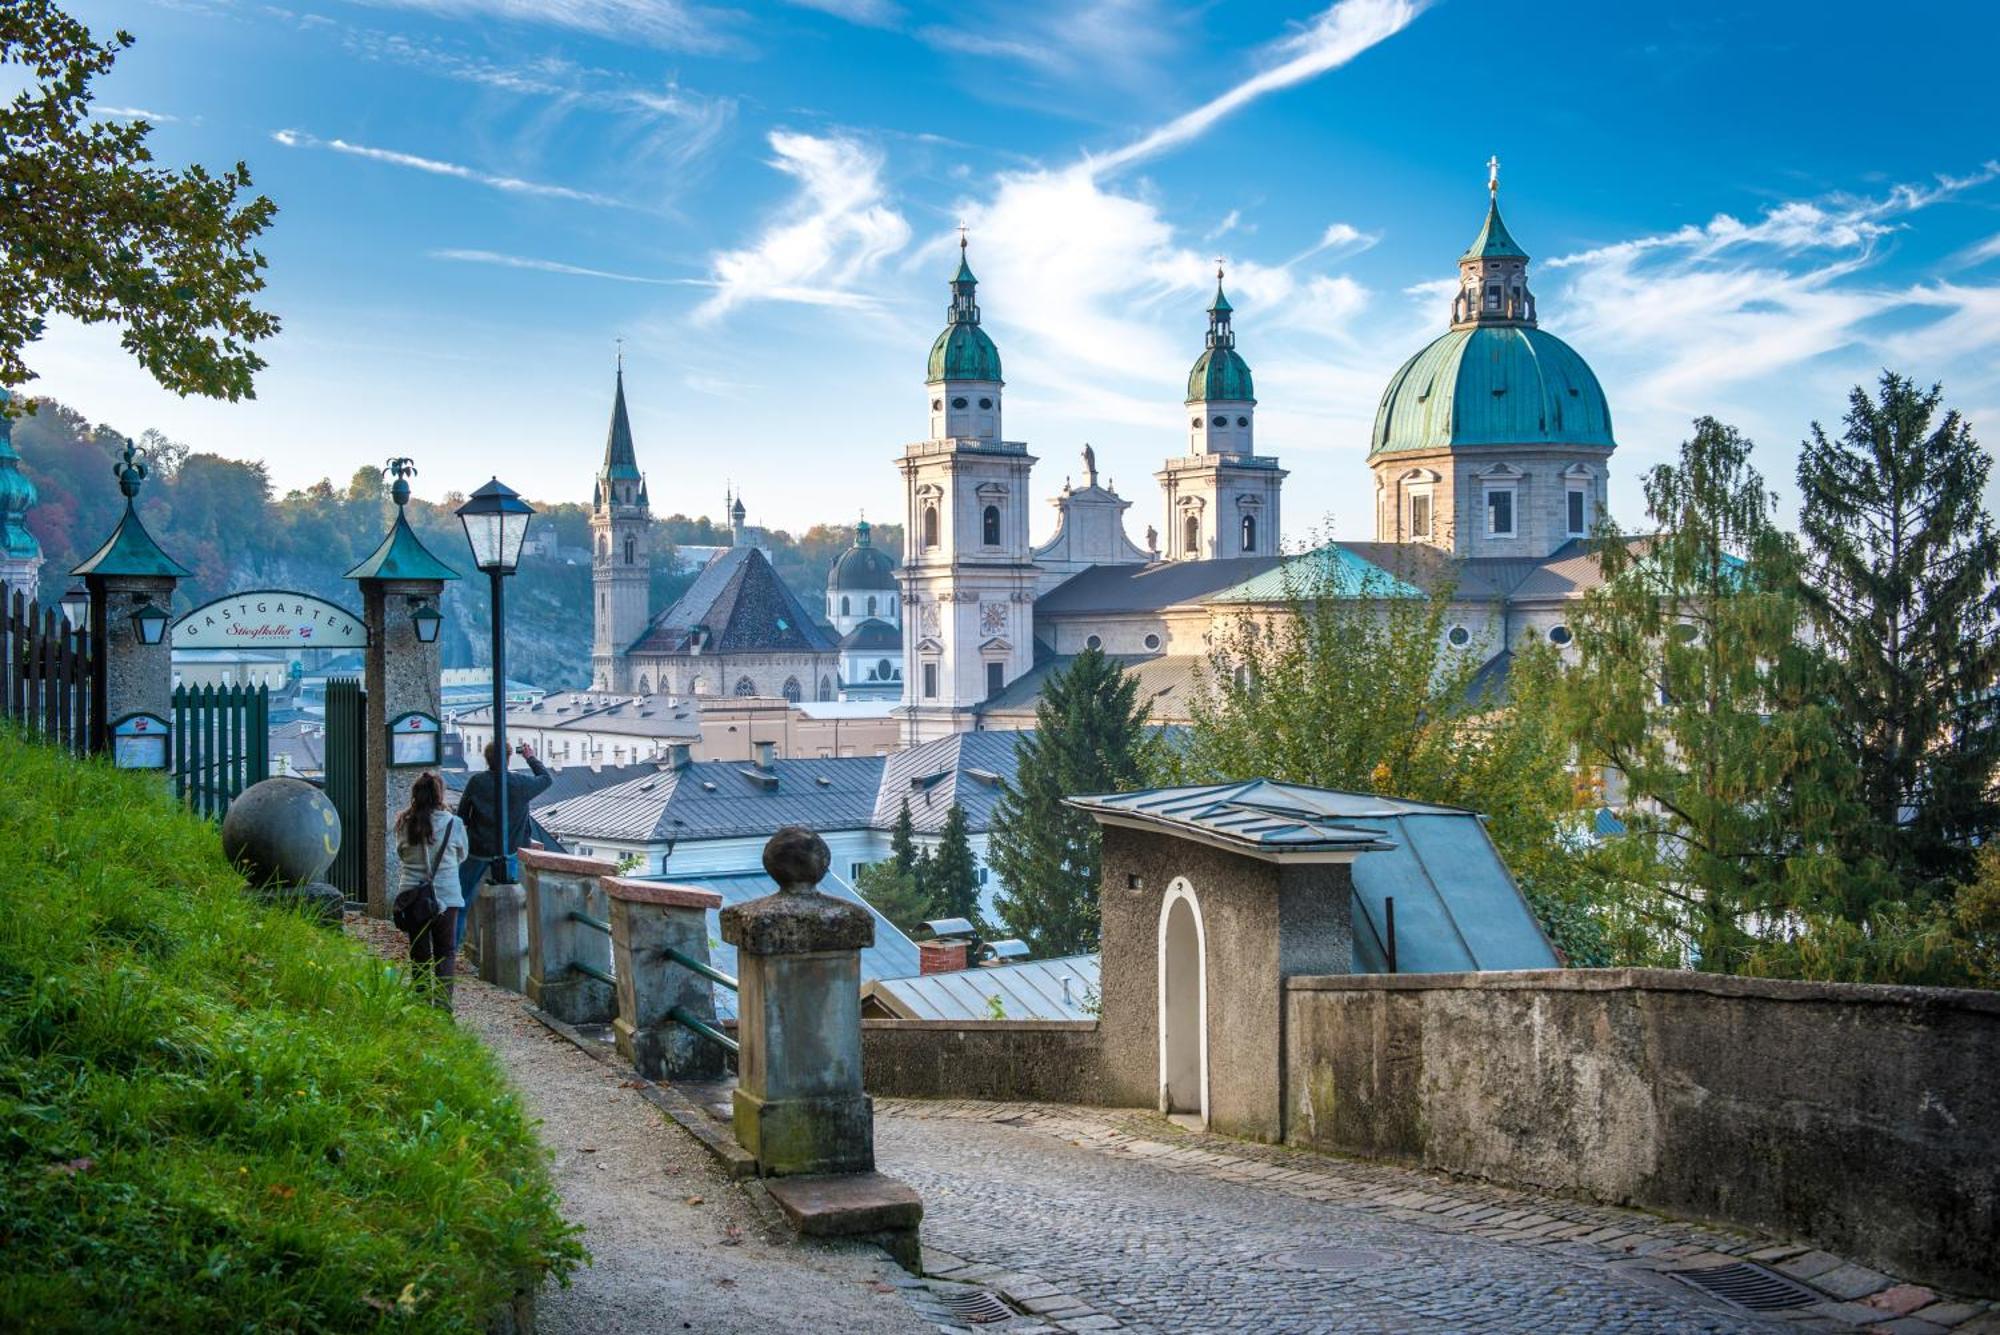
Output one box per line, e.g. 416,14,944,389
455,478,535,884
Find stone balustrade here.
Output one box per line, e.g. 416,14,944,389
519,848,619,1026
602,876,728,1082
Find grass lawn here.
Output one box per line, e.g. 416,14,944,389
0,729,581,1330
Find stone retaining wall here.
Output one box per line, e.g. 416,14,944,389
1283,968,2000,1293
861,1020,1105,1105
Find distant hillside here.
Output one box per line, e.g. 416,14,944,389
10,399,899,689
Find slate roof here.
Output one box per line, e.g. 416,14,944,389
441,760,662,810
839,618,900,651
1034,556,1284,615
863,953,1100,1021
976,654,1207,725
628,546,837,657
454,691,701,742
660,869,921,1021
1069,781,1399,858
538,755,886,844
874,730,1025,834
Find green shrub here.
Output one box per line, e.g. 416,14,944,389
0,730,581,1330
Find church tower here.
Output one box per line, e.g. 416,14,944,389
1157,268,1285,560
0,396,43,607
1369,161,1615,559
590,362,652,691
899,237,1037,744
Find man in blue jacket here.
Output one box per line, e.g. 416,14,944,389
455,740,553,951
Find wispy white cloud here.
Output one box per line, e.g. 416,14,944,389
783,0,901,26
431,249,681,284
341,0,737,52
1089,0,1425,174
697,131,912,321
918,0,1182,94
272,129,626,206
94,105,178,123
1955,231,2000,267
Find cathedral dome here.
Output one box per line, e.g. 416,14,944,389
928,322,1002,383
1187,345,1254,403
828,520,897,592
1369,324,1613,458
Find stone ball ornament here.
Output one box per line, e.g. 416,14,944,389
725,825,873,955
763,824,832,891
221,778,345,922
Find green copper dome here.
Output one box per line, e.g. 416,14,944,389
928,239,1003,383
1186,277,1254,403
0,404,41,561
1370,324,1613,457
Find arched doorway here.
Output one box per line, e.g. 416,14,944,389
1156,878,1208,1125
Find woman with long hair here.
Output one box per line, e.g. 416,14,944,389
394,771,467,1009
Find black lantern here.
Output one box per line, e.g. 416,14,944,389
60,583,90,632
131,597,170,646
410,598,443,644
455,477,534,575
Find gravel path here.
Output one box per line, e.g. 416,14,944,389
347,916,927,1335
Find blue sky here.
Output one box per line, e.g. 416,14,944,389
32,0,2000,544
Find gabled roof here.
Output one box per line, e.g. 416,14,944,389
864,952,1100,1021
628,546,837,657
538,754,886,843
1034,555,1283,616
874,730,1025,834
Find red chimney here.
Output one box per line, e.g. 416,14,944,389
917,940,969,975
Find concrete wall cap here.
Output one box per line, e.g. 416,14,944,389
517,848,619,877
602,876,723,910
1284,966,2000,1014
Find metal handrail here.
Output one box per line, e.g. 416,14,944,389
573,961,615,986
569,910,611,934
662,945,737,991
669,1005,738,1054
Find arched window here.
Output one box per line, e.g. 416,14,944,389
691,675,707,695
1183,515,1200,557
983,505,1000,546
866,595,877,616
923,505,939,548
818,676,833,702
841,595,851,617
1240,514,1257,553
781,676,802,703
888,596,897,618
597,534,608,559
623,533,635,565
733,676,757,697
637,674,651,695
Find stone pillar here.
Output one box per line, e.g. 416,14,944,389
357,576,445,919
604,876,726,1080
91,573,176,753
522,848,618,1025
721,827,875,1177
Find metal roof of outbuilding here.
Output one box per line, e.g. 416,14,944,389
863,952,1101,1021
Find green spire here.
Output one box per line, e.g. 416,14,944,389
929,230,1003,383
1463,197,1528,262
602,360,642,483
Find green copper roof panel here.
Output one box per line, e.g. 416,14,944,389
927,322,1002,383
1187,346,1255,403
345,512,461,582
1370,325,1614,457
1207,543,1424,603
71,504,191,578
1462,199,1528,262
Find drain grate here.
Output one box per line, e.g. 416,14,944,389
933,1289,1018,1324
1673,1262,1820,1312
1268,1246,1400,1272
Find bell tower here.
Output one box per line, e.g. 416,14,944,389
590,359,653,691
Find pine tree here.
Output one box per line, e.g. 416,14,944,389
1796,373,2000,899
853,861,931,937
889,797,920,875
1567,416,1871,972
928,803,982,926
990,648,1153,956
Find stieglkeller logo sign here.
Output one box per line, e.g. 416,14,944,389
172,590,369,649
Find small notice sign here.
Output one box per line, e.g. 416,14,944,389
388,711,441,768
112,713,170,770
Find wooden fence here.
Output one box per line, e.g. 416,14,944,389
1,589,92,755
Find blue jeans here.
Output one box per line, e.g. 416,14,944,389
455,858,490,952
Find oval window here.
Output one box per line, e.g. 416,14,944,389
978,397,992,409
1670,623,1700,644
1236,416,1249,427
1190,417,1202,428
952,396,968,410
1144,633,1160,651
931,398,942,411
1447,626,1470,647
1212,415,1227,427
1548,625,1573,646
1085,634,1103,651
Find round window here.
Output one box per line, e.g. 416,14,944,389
1213,415,1227,427
1548,625,1573,646
978,397,992,409
1086,634,1103,651
1670,623,1700,644
1144,633,1160,651
931,398,942,411
1190,417,1202,428
1236,416,1249,428
952,396,968,410
1447,626,1470,647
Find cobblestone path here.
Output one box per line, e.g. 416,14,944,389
878,1102,1994,1335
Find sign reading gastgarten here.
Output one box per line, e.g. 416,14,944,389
173,590,370,649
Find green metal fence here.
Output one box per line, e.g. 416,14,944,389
323,677,367,903
171,682,269,820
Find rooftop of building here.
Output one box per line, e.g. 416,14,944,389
627,545,838,658
862,952,1100,1022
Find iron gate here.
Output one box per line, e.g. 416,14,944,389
323,676,367,903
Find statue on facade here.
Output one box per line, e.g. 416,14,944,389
1082,443,1098,488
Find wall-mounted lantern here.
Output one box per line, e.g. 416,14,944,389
130,597,170,646
410,598,443,644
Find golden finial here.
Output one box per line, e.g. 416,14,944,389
1487,154,1500,197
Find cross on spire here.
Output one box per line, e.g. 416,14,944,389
1487,154,1500,196
615,336,624,372
957,220,968,251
